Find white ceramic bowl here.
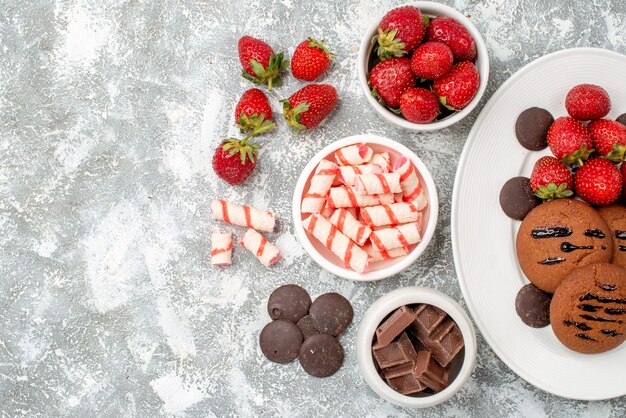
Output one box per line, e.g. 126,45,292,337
292,134,438,281
357,1,490,131
356,287,477,408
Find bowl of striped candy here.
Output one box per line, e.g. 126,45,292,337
292,134,438,281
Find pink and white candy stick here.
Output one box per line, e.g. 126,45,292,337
360,202,421,227
354,173,402,195
363,244,409,261
334,144,373,166
240,229,280,267
211,231,233,266
327,186,394,208
302,214,372,273
369,222,422,254
320,201,335,219
393,156,428,211
301,159,339,214
338,164,382,186
211,200,275,232
329,208,372,246
370,152,392,172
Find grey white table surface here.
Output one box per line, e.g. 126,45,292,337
2,0,626,416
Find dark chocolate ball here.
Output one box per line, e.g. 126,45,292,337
500,177,541,221
298,334,344,377
259,319,303,364
267,284,311,323
515,107,553,151
309,293,353,336
515,283,552,328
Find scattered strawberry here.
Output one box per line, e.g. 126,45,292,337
574,158,622,206
212,137,259,185
565,84,611,121
369,57,416,109
234,89,276,135
281,84,337,133
621,163,626,198
373,6,425,60
400,88,440,123
410,41,454,80
432,61,479,110
546,117,593,165
291,38,332,81
238,36,288,90
427,16,477,61
588,119,626,162
529,156,573,200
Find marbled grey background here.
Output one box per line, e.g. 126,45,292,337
1,0,625,416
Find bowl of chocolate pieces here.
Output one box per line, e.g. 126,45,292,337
356,287,477,408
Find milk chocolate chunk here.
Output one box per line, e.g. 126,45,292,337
386,370,427,395
296,315,320,340
515,283,552,328
372,332,417,369
268,284,311,323
411,305,464,367
515,107,553,151
413,350,451,392
617,113,626,127
375,305,416,347
500,177,541,221
309,293,353,336
298,334,344,377
259,319,303,364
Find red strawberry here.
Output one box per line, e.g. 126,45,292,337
281,84,337,133
546,117,593,165
410,41,454,80
427,16,477,61
400,88,440,123
565,84,611,121
212,137,259,185
432,61,479,110
291,38,332,81
369,57,416,109
529,156,573,200
621,163,626,197
238,36,288,90
373,6,425,60
234,89,276,135
588,119,626,162
574,158,622,206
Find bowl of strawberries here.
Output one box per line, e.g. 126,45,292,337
358,2,489,131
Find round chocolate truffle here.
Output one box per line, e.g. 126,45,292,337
515,107,554,151
499,177,541,221
298,334,344,377
617,113,626,127
515,283,552,328
309,293,353,336
267,284,311,323
297,315,321,340
259,319,303,364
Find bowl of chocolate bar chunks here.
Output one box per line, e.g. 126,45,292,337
356,286,477,408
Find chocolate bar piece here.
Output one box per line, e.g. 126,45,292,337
382,360,415,380
375,305,416,347
386,371,426,395
413,350,450,392
372,332,417,369
411,311,464,367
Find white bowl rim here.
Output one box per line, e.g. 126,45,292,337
356,286,478,408
291,134,439,281
357,1,490,132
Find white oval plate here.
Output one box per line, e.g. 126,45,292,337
451,47,626,401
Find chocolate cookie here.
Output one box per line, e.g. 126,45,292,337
309,293,353,336
598,205,626,268
500,177,541,220
298,334,344,377
267,284,311,323
617,113,626,127
515,283,552,328
259,319,303,364
515,107,553,151
550,263,626,354
516,199,612,293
